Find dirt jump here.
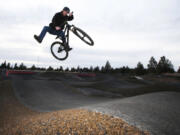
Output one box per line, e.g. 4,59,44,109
1,71,180,135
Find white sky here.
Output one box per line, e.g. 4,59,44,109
0,0,180,69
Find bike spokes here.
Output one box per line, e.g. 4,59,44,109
72,26,94,46
58,45,64,53
51,42,69,61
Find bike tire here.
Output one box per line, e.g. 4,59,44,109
72,26,94,46
50,41,69,61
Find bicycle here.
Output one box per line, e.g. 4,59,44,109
50,22,94,61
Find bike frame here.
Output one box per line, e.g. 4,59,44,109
55,23,72,46
61,23,72,47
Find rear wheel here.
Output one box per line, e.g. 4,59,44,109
71,26,94,46
50,41,69,61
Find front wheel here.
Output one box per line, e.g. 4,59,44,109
71,26,94,46
51,41,69,61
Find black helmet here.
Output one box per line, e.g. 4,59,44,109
63,7,70,13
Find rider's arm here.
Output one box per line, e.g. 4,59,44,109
67,15,74,21
52,13,59,27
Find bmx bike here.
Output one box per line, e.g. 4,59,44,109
51,22,94,61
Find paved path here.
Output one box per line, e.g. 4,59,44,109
83,92,180,135
11,74,114,112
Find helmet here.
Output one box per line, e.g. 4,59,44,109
63,7,70,13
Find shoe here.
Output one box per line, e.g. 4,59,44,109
63,42,73,52
66,47,73,52
65,46,73,52
67,47,73,51
34,35,42,43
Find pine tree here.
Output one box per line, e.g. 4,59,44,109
147,57,157,73
19,63,27,70
94,66,100,72
14,63,18,70
71,67,76,72
177,67,180,73
135,62,146,75
0,61,7,69
6,62,11,69
157,56,174,73
101,66,105,73
59,66,63,72
76,66,80,72
31,65,36,70
47,66,54,71
104,60,112,72
120,66,131,74
65,67,69,72
90,66,94,72
82,67,89,72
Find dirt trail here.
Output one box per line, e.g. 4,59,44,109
11,74,115,112
2,72,180,135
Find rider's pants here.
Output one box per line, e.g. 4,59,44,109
39,26,66,43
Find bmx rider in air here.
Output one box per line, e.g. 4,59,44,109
34,7,74,51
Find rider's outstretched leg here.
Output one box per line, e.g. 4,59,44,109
39,26,50,42
34,26,50,43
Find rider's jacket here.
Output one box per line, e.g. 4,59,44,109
49,11,74,30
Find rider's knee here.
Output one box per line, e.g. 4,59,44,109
44,26,49,30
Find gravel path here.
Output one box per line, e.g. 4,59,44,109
0,80,149,135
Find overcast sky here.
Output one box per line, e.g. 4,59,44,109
0,0,180,69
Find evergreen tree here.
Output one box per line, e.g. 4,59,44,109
59,66,63,72
40,68,46,71
147,57,157,73
177,67,180,73
65,67,69,72
6,62,11,69
71,67,76,72
90,66,94,72
135,62,146,75
76,66,80,72
157,56,174,73
0,61,7,69
19,63,27,70
94,66,100,72
104,61,112,72
47,66,54,71
119,66,131,74
101,66,105,73
31,65,36,70
82,67,89,72
14,63,18,70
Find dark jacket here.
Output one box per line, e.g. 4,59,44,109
49,11,74,30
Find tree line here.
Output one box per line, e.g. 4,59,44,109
0,56,179,75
